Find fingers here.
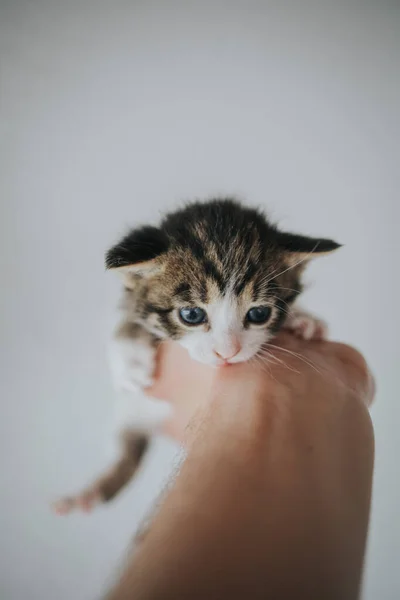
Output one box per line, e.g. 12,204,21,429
327,342,375,407
266,332,375,407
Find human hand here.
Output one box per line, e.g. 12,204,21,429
147,332,374,442
110,335,374,600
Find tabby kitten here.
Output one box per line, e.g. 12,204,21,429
54,198,340,514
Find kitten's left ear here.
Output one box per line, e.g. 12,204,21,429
275,231,341,265
105,226,169,273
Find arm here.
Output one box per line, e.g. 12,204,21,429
106,334,374,600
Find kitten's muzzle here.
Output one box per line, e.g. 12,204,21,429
213,344,241,362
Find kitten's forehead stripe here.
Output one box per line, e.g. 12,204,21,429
199,279,208,304
173,282,192,302
174,282,191,295
234,261,259,297
187,236,206,261
202,260,226,292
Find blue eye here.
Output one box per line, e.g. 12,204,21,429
246,306,271,324
179,307,207,325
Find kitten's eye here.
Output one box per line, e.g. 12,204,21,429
246,306,272,324
179,307,207,325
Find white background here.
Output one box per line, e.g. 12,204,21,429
1,1,399,598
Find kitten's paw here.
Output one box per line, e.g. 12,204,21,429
118,360,154,392
109,338,156,393
52,487,102,516
284,311,327,341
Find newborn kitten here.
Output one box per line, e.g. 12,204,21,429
54,198,340,514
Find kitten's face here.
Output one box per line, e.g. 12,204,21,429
123,242,301,367
170,285,280,367
108,199,339,366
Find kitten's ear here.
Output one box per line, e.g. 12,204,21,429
275,231,341,265
105,226,169,273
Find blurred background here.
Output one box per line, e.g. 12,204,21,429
1,1,399,598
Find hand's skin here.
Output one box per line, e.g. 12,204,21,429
107,334,374,600
149,333,374,443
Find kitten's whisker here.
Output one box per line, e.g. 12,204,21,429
255,347,288,372
257,348,300,375
251,352,272,371
250,355,269,375
251,266,302,295
258,347,362,400
253,262,297,287
251,354,279,384
276,286,303,295
268,298,292,316
269,353,300,375
262,343,322,375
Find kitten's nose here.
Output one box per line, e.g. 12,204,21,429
213,340,241,361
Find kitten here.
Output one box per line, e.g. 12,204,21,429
54,198,340,514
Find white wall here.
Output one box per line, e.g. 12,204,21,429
1,1,399,598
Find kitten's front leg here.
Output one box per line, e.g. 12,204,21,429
283,307,328,341
109,322,158,392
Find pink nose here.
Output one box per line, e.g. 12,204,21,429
213,346,241,361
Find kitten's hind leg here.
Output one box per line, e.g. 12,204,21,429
53,430,149,515
283,307,328,341
53,322,170,515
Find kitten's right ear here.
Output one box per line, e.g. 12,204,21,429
105,226,169,273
